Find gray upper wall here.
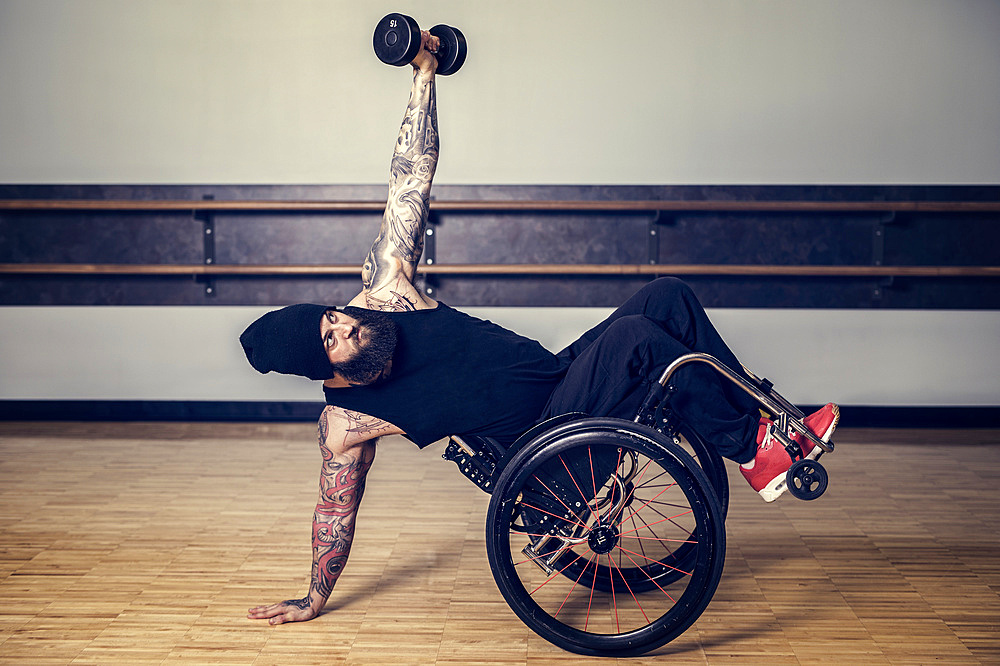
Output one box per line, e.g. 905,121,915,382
0,0,998,186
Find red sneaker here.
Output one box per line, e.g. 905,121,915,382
793,403,840,458
740,419,797,503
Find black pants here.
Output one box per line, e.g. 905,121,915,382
542,277,760,464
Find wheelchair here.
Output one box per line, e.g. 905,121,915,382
442,352,835,657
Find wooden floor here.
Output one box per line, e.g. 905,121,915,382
0,422,997,665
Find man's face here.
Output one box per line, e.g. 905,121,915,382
319,308,398,385
320,308,363,366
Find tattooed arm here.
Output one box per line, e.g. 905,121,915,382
357,30,440,313
247,406,401,624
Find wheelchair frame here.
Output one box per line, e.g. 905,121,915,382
441,352,835,656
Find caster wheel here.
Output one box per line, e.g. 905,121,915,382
787,459,828,500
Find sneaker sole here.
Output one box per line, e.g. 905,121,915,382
757,472,788,503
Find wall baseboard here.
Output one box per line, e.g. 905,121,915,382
0,401,996,430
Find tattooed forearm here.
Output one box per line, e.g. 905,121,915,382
310,447,374,600
386,190,427,263
363,70,439,294
308,410,377,603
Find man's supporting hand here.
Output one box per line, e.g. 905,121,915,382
247,597,322,625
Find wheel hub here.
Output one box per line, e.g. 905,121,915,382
588,524,620,554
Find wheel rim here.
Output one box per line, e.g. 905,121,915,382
487,425,724,654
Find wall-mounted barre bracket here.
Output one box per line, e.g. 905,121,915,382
194,194,217,297
423,210,438,267
872,211,897,268
872,276,895,303
872,211,897,303
648,211,664,265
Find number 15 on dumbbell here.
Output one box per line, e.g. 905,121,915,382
373,13,467,75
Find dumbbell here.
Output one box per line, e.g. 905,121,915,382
373,13,467,76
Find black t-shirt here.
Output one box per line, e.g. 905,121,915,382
323,303,568,447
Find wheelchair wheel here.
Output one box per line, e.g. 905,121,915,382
486,418,725,657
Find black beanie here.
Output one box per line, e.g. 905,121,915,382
239,303,335,380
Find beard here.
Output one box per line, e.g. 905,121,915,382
331,306,399,386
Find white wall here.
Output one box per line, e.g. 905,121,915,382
0,0,997,408
2,307,998,406
1,0,998,184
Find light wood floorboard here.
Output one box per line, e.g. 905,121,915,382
0,423,997,664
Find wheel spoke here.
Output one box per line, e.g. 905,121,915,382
607,549,651,622
588,447,598,521
553,553,592,618
585,553,598,631
528,551,586,596
628,534,697,544
559,453,600,525
606,553,621,633
629,512,648,563
616,545,678,604
617,509,694,538
613,482,679,529
616,543,693,577
634,498,696,534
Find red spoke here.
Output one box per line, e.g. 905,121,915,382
606,553,621,633
616,546,678,604
559,453,600,525
617,509,694,538
627,534,697,544
616,543,693,577
634,497,686,524
638,498,699,510
629,512,648,563
630,499,696,535
553,554,592,618
596,447,629,525
588,447,598,517
529,551,586,596
585,553,598,631
614,482,679,529
606,548,650,623
632,481,686,490
632,467,670,490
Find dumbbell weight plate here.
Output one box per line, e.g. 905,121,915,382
429,24,467,76
373,13,421,67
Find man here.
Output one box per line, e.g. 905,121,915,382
241,31,838,626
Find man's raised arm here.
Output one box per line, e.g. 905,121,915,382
361,31,440,311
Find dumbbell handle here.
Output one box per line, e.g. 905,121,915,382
374,14,466,76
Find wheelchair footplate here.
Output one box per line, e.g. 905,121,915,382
644,352,836,501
